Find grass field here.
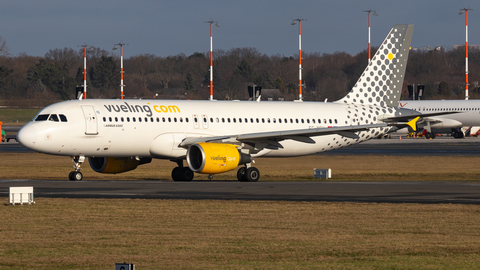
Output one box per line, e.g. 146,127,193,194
2,152,480,181
0,108,40,124
2,199,480,269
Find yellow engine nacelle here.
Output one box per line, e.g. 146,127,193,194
186,143,251,174
88,157,152,174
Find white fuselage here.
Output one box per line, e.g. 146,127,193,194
19,99,399,159
400,100,480,129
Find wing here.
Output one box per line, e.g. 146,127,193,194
179,119,418,149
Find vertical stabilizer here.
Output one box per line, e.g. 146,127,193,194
337,24,414,107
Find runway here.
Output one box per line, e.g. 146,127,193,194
2,136,480,204
1,180,480,205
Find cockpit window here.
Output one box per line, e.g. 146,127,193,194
35,114,49,121
48,114,59,122
59,114,67,122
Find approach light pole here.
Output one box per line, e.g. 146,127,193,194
113,43,128,99
363,10,377,64
78,44,92,99
459,8,472,100
291,18,305,101
205,20,219,101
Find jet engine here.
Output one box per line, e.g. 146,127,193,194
88,157,152,174
186,143,251,174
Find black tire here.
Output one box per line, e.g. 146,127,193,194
453,131,464,139
172,167,181,181
179,167,194,181
73,172,83,181
244,167,260,182
237,167,246,182
68,171,75,181
426,132,435,139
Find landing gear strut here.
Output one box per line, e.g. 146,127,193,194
171,160,194,181
69,156,84,181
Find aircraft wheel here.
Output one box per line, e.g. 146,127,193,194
71,172,83,181
453,131,464,139
237,167,246,182
244,167,260,182
425,132,435,139
172,167,181,181
179,167,194,181
68,171,75,181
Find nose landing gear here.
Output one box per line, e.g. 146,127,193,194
69,156,85,181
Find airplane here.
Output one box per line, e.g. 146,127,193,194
399,100,480,139
18,24,421,182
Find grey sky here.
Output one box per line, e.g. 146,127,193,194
1,0,478,58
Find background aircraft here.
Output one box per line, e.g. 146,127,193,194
399,100,480,138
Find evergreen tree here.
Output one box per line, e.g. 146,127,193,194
184,72,194,91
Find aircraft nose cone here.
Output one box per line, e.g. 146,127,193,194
17,125,37,149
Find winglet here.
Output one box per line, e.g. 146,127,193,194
407,116,420,131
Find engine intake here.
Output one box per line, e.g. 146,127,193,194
186,143,251,174
89,157,152,174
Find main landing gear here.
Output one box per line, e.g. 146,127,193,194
237,165,260,182
452,128,465,139
171,160,194,181
425,132,436,139
69,156,84,181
